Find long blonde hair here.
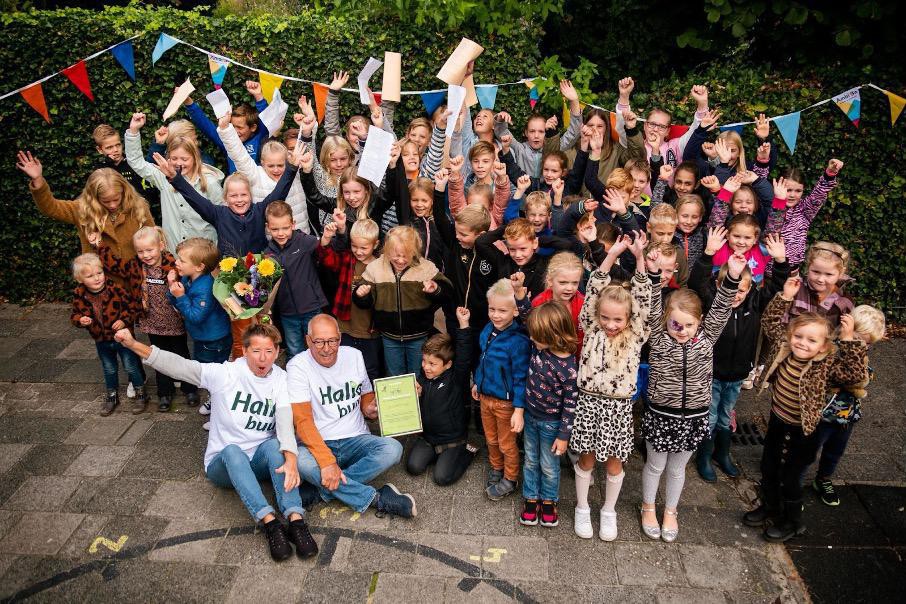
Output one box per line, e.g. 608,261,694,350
717,130,747,173
77,168,152,237
167,136,207,192
596,282,637,366
320,135,354,187
337,167,373,221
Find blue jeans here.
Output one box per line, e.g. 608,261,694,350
281,310,319,359
194,334,232,364
522,414,562,502
95,341,144,391
382,336,426,376
296,433,403,513
804,420,855,481
709,379,743,432
205,438,305,522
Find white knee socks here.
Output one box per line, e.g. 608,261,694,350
602,471,625,513
574,463,593,510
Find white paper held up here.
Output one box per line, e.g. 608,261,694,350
163,79,195,120
357,57,383,104
445,84,467,139
357,126,395,187
205,88,231,119
259,88,289,136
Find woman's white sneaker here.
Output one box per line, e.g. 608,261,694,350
574,506,593,539
599,509,618,541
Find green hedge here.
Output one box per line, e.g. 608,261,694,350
0,5,541,304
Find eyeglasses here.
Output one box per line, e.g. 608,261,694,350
646,122,670,131
310,338,340,349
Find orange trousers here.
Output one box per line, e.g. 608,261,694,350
480,394,520,481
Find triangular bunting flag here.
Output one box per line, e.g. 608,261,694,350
420,91,445,116
609,111,619,142
373,92,382,106
21,83,50,123
312,83,328,124
259,72,284,104
718,124,745,136
523,79,536,90
832,87,861,128
773,111,801,154
475,85,498,110
529,86,539,109
151,33,179,65
62,60,94,102
110,41,135,81
562,99,570,129
883,90,905,126
208,54,229,88
667,124,689,141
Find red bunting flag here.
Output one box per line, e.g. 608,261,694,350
21,83,50,122
667,124,689,141
373,92,382,106
62,60,94,102
312,82,328,124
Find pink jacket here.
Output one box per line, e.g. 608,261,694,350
449,171,510,229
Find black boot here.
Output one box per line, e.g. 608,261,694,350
764,499,805,542
743,485,781,527
696,437,717,482
712,428,739,478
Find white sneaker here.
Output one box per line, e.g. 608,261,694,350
199,401,211,416
574,506,593,539
203,421,211,431
599,509,618,541
126,383,135,398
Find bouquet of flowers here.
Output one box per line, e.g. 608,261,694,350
213,252,283,321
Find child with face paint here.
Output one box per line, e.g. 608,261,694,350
639,247,747,543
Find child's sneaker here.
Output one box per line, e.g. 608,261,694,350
599,509,618,541
519,499,539,526
203,421,211,431
813,478,840,506
574,506,593,539
100,390,119,416
486,467,504,488
199,400,211,416
539,500,559,527
185,392,200,407
131,386,147,415
485,478,516,501
126,382,135,398
158,396,172,412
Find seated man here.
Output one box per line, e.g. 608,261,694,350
114,323,317,562
288,314,416,518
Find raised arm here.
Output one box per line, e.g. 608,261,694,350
124,113,168,189
218,120,260,186
115,329,205,386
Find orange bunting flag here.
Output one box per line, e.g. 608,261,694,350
62,60,94,102
21,83,50,123
258,72,284,104
312,82,329,124
884,90,905,126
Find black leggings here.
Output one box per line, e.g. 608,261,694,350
148,333,198,397
760,412,818,503
405,438,475,486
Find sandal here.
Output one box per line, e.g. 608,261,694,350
640,504,660,540
661,509,679,543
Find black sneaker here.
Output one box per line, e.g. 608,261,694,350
486,468,504,488
131,386,147,415
262,519,293,561
813,478,840,506
375,483,417,518
185,391,200,407
287,518,318,558
158,395,172,412
100,390,119,416
485,477,516,501
299,482,321,509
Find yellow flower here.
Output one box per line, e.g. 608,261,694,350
219,257,238,272
234,282,252,295
258,258,276,277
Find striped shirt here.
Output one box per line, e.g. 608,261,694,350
772,355,807,425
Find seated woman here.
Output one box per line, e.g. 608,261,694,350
114,323,317,562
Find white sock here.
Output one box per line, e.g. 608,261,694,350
574,463,592,510
602,471,625,513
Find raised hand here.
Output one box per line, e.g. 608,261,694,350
576,219,597,243
699,109,721,130
298,147,314,173
621,109,638,130
509,270,526,293
602,188,628,215
617,76,635,100
329,71,349,92
700,174,721,193
782,276,801,301
498,133,512,155
545,115,558,131
659,164,674,181
217,110,232,130
739,170,758,185
701,141,718,160
705,226,728,255
154,126,169,145
690,84,709,108
515,174,531,194
129,112,146,134
388,140,401,167
839,314,855,341
434,168,450,190
367,89,383,129
644,247,661,275
422,280,439,294
723,174,743,194
434,109,452,131
559,79,579,102
448,155,465,174
726,252,747,279
245,80,263,100
772,176,788,200
493,160,507,179
579,124,593,152
589,131,604,154
287,145,308,168
756,142,771,164
332,208,347,231
754,113,770,139
714,137,732,164
582,199,599,213
763,233,787,262
320,221,338,245
15,150,42,181
607,234,631,258
494,111,512,124
152,152,177,179
628,231,648,260
551,177,564,198
456,306,470,328
827,158,844,176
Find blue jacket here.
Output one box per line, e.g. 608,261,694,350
185,98,270,174
168,273,230,342
474,321,531,408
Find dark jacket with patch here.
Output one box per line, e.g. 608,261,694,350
418,327,472,445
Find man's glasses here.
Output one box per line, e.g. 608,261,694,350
311,338,340,349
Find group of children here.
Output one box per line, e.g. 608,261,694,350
19,69,886,544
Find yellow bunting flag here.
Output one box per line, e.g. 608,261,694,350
259,72,284,104
562,99,570,129
884,90,905,126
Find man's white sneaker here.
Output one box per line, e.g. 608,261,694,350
574,506,593,539
599,509,618,541
126,383,135,398
199,401,211,416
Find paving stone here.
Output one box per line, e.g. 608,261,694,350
298,569,373,603
61,477,110,514
144,480,215,519
546,533,618,586
517,582,656,604
54,514,111,560
71,477,161,515
386,490,453,534
614,542,687,587
135,420,206,448
412,532,483,578
677,506,764,547
55,339,99,361
63,417,135,446
0,512,85,555
309,501,391,533
226,563,307,603
656,587,728,604
0,468,30,508
443,577,515,603
86,560,237,602
3,475,82,512
0,416,81,444
345,530,418,573
479,535,547,581
55,360,105,384
679,544,747,590
148,517,227,563
64,445,135,477
206,487,258,526
120,445,204,481
114,418,155,447
18,339,69,361
97,514,169,559
371,573,448,602
0,337,26,359
0,510,22,542
0,555,106,601
0,444,32,475
17,443,85,475
215,528,324,568
450,495,516,536
15,359,75,383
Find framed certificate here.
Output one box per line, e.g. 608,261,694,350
373,373,422,437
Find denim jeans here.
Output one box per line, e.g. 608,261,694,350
205,438,305,522
281,310,319,359
194,334,232,364
95,341,145,391
522,414,562,502
710,379,744,432
296,433,403,513
382,336,427,377
804,420,855,481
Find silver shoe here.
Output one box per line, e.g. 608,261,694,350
640,504,660,540
661,509,679,543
